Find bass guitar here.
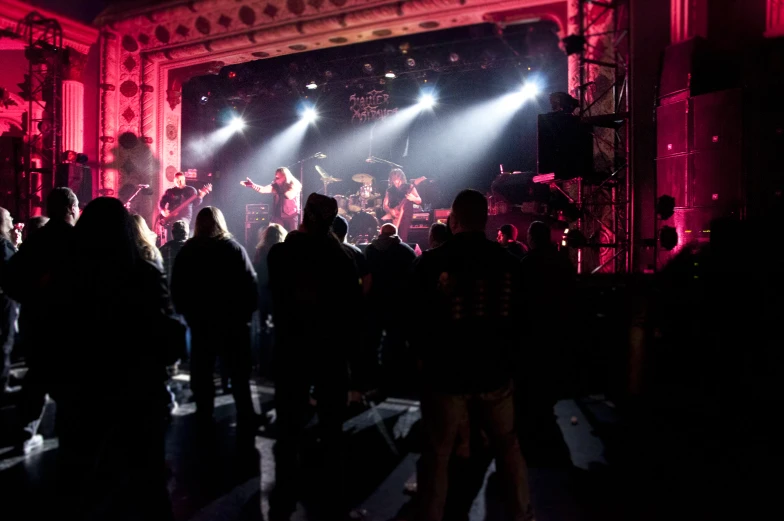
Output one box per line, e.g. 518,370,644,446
158,183,212,227
380,177,427,228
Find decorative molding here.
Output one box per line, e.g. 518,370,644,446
766,0,784,38
63,51,89,82
0,0,100,55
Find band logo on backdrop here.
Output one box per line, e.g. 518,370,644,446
349,89,398,123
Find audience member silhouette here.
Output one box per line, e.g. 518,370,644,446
411,189,534,521
267,193,361,521
51,197,178,520
365,223,416,396
3,188,79,455
171,206,258,429
516,220,575,467
0,207,18,394
160,219,188,284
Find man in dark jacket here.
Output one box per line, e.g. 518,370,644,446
411,190,533,521
268,194,361,521
2,188,79,454
171,207,258,428
365,223,416,395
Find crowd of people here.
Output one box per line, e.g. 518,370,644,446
0,184,578,521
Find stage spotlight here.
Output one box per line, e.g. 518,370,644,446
520,82,540,100
199,95,209,105
306,80,318,90
302,107,318,123
406,58,416,68
448,52,460,63
228,117,245,132
418,93,435,108
385,70,396,79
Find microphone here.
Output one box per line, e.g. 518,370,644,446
314,152,327,159
138,184,150,188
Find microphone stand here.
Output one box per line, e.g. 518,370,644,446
289,152,326,228
367,156,403,169
124,185,147,210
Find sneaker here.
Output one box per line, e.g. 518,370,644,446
23,434,44,455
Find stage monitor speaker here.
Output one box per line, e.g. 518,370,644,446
659,37,715,102
55,163,92,204
656,99,690,158
691,88,742,151
537,113,593,180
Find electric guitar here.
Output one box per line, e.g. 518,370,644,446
380,177,427,226
158,183,212,227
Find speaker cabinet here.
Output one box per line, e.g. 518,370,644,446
537,113,593,180
659,37,714,101
692,88,742,151
54,163,92,205
656,99,690,157
656,155,689,208
245,217,270,252
691,149,743,208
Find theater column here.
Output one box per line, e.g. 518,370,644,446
62,51,88,154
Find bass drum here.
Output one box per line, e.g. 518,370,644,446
348,211,379,244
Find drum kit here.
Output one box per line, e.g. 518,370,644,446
316,165,382,243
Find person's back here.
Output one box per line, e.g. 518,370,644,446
413,231,521,393
172,235,257,324
269,230,359,352
365,226,415,311
160,239,185,282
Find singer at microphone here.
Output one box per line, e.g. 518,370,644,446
241,166,302,232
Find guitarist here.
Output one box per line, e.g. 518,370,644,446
159,172,205,234
382,168,423,242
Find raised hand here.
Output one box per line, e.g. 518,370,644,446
241,177,255,188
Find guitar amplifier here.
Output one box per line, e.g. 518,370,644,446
246,204,270,222
433,208,451,224
245,204,270,251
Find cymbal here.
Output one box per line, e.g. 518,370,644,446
315,165,329,177
322,176,341,183
352,173,374,184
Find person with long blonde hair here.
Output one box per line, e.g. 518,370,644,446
171,206,258,428
132,214,163,270
241,167,302,232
